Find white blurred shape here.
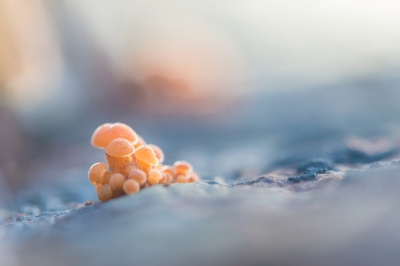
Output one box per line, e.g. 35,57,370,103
0,0,62,110
64,0,400,93
124,17,246,100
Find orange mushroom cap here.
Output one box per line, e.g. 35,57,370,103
91,123,138,148
123,179,140,195
134,145,159,165
161,165,173,175
106,138,135,157
173,160,193,176
148,144,164,163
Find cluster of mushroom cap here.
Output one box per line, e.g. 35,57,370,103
88,123,200,202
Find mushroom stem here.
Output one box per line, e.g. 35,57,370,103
106,154,132,174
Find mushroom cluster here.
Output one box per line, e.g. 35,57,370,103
88,123,200,202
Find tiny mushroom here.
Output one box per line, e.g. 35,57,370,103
109,173,125,191
123,162,138,177
128,169,147,185
88,162,108,185
91,123,138,148
173,161,193,176
99,184,113,202
123,179,140,195
88,122,201,201
148,169,162,185
134,145,159,165
175,175,188,183
106,138,135,173
187,172,200,183
148,144,165,163
161,165,174,176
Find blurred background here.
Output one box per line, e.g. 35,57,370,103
1,0,400,206
2,1,400,266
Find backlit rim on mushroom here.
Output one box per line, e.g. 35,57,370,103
134,145,159,165
148,144,165,163
89,122,201,201
91,123,138,148
106,138,135,157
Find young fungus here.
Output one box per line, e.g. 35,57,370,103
88,122,201,202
